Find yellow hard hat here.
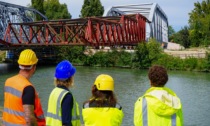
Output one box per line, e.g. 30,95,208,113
18,49,38,65
94,74,114,91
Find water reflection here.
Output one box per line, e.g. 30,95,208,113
0,63,210,126
0,63,18,74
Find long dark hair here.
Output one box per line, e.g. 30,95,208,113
84,85,117,107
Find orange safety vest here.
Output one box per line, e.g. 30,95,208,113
2,74,46,126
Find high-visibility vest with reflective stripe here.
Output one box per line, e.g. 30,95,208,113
134,96,183,126
2,74,46,126
82,102,124,126
46,87,81,126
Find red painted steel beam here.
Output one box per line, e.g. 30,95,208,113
1,14,148,47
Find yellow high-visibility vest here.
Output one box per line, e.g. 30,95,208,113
46,87,81,126
82,102,124,126
134,87,183,126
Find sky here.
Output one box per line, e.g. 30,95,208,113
1,0,203,32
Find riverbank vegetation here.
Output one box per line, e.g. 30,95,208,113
56,38,210,72
29,0,210,72
0,51,5,63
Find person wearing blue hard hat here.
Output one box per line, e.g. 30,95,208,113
46,60,81,126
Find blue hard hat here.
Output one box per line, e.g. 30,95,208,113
55,60,76,80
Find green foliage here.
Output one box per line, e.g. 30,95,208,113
133,38,163,69
106,50,120,67
189,22,202,47
189,0,210,47
168,25,176,41
44,0,71,20
57,46,86,64
131,37,210,71
172,26,191,48
153,54,184,70
147,38,163,62
80,0,104,17
205,52,210,70
152,53,210,72
0,51,5,62
170,1,210,48
92,51,108,67
184,57,198,70
84,49,132,67
196,58,208,71
31,0,44,20
55,44,210,72
133,42,149,68
117,50,132,67
179,26,191,48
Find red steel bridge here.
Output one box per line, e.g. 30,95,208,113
0,1,149,63
0,14,148,49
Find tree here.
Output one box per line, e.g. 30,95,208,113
57,46,86,64
189,0,210,47
31,0,44,20
168,26,176,37
133,42,149,69
172,26,191,48
168,25,176,42
80,0,104,18
179,26,191,48
44,0,71,20
189,22,202,47
133,39,163,69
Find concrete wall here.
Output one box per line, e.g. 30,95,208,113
166,42,184,50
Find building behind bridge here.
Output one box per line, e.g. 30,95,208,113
103,3,168,43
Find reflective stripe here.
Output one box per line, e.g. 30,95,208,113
56,90,67,116
2,121,22,126
142,97,177,126
47,88,80,124
72,98,80,120
172,113,176,126
72,115,80,120
84,102,122,109
4,108,24,117
142,98,148,126
73,98,77,120
46,90,66,121
4,86,22,98
47,112,61,120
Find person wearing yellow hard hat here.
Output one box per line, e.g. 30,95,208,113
46,60,81,126
82,74,124,126
134,65,183,126
2,49,46,126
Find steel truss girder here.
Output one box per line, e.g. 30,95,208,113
0,14,147,47
0,1,47,41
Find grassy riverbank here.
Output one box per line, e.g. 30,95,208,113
1,43,210,72
0,51,5,63
54,40,210,72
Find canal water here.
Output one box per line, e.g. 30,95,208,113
0,63,210,126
